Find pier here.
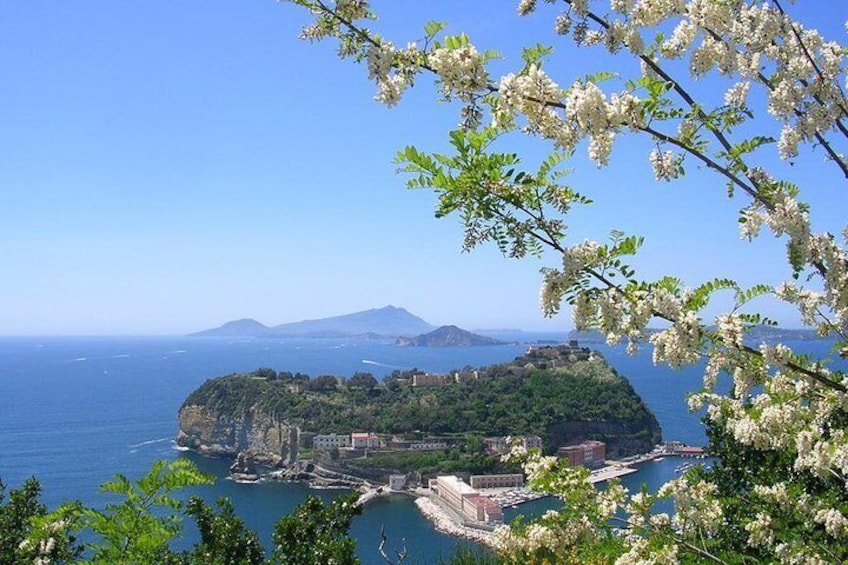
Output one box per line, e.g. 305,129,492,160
588,464,639,484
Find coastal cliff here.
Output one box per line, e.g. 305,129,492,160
176,403,299,466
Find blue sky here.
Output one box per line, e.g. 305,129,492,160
0,1,845,335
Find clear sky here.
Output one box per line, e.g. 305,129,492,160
0,1,845,335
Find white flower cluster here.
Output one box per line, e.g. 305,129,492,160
542,0,848,171
659,19,696,58
724,81,751,107
517,0,537,16
428,44,488,101
498,66,648,166
809,234,848,332
814,507,848,537
598,481,629,519
715,313,744,348
615,537,679,565
630,0,685,28
539,240,604,317
649,148,681,181
496,65,576,149
774,283,824,327
658,476,724,534
333,0,369,21
777,123,802,159
650,310,702,367
566,80,610,135
745,512,775,547
523,453,558,482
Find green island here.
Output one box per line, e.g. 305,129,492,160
177,345,662,482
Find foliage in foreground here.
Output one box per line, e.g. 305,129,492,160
0,459,372,565
284,0,848,563
2,459,508,565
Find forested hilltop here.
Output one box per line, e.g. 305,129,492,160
178,345,662,461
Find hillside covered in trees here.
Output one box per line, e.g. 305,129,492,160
179,346,662,458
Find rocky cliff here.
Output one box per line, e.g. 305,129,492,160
176,403,299,467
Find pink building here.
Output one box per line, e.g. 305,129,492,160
350,432,380,449
557,440,606,468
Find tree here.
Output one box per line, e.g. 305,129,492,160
271,491,362,565
184,497,266,565
348,371,378,388
285,1,848,563
82,458,213,564
310,374,340,391
1,460,370,565
0,478,81,565
252,368,277,380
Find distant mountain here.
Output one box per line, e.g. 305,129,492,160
191,306,435,339
190,319,270,337
396,325,506,347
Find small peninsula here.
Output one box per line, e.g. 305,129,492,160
395,325,506,347
176,345,662,480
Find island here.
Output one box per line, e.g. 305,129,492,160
177,345,661,474
395,325,506,347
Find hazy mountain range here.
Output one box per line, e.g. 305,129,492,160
190,306,436,339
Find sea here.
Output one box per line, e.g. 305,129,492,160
0,334,840,564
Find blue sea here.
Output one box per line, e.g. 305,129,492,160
0,335,838,563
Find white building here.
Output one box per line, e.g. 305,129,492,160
428,475,503,524
313,434,351,450
483,435,543,455
409,441,448,451
470,474,524,489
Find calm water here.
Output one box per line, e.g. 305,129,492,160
0,335,837,563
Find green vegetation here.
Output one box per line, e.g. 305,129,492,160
1,460,498,565
340,449,520,477
182,349,661,457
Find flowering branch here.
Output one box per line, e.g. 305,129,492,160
286,2,848,563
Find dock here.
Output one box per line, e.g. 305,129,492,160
588,464,638,484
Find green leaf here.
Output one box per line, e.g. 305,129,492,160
424,20,447,38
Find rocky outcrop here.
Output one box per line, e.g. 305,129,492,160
176,404,299,467
230,452,259,482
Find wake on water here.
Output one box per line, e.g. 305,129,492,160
361,359,407,370
129,437,171,449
